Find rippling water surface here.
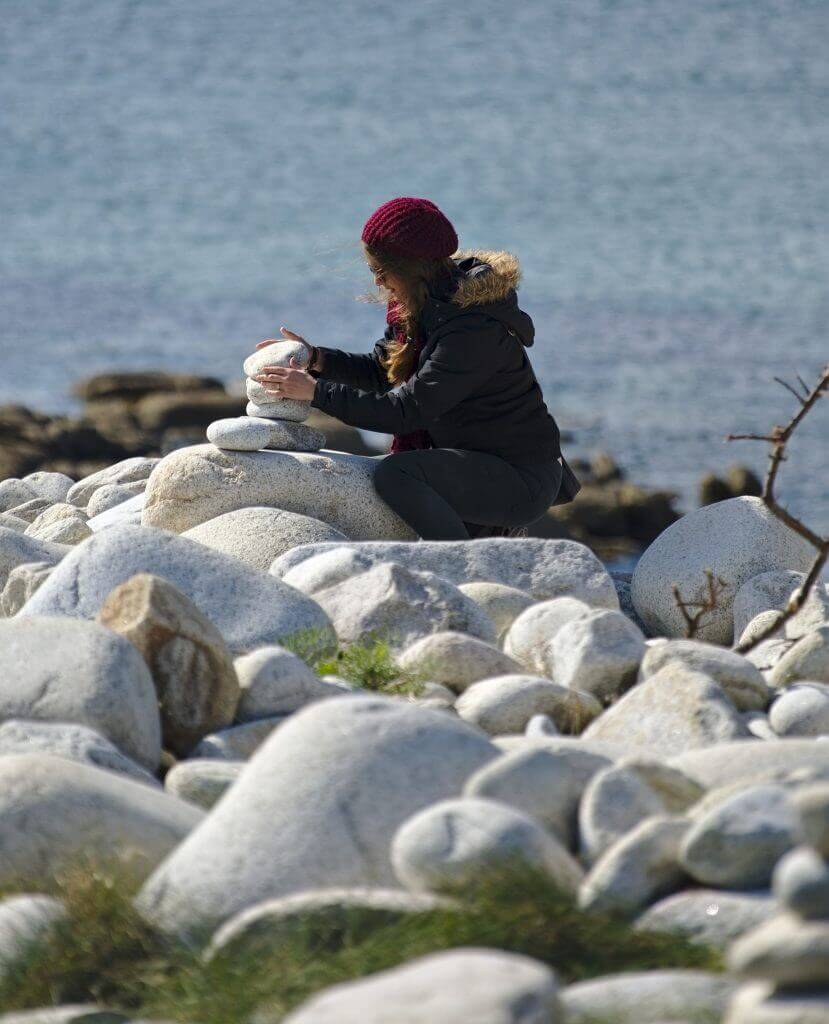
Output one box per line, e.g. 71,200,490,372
2,0,827,527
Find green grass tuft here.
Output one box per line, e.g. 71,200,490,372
313,634,426,697
0,865,722,1023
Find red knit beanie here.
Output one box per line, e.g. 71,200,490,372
361,197,458,260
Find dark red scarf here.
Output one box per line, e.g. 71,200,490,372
387,297,433,454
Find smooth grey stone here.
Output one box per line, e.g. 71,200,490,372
397,632,521,694
234,645,346,720
457,581,535,646
503,596,594,674
280,948,562,1024
0,894,66,984
773,845,829,918
456,674,600,737
0,617,160,770
670,739,829,790
733,570,829,643
769,626,829,688
85,481,146,518
0,720,159,786
274,538,620,606
0,754,202,891
639,639,770,712
207,416,325,452
142,445,414,538
164,759,243,809
0,561,53,615
727,911,829,988
0,479,36,513
190,717,288,760
391,796,583,896
563,970,736,1024
0,526,68,590
86,493,146,532
67,457,159,509
19,524,336,658
22,472,74,505
794,783,829,857
183,506,347,573
631,497,816,644
770,684,829,737
137,695,497,940
635,888,776,948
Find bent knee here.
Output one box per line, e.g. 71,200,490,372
373,454,407,499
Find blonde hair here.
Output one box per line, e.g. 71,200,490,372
358,241,457,385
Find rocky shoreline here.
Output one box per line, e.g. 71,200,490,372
0,352,824,1023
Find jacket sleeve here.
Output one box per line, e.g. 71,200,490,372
308,325,394,394
310,320,500,434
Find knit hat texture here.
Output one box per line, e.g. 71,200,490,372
361,197,458,260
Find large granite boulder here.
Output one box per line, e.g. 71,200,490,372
18,524,335,657
631,497,815,644
273,538,619,606
141,445,415,538
137,695,498,939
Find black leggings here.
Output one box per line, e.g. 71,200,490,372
373,448,563,541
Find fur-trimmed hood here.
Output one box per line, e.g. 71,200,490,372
421,249,536,346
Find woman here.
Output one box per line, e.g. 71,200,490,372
254,196,564,541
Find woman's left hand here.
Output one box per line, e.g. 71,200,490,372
253,357,316,401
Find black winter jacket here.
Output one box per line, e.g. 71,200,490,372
309,249,562,466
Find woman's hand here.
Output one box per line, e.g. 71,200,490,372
254,356,317,401
256,326,317,366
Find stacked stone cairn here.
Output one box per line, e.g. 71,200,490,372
724,782,829,1022
205,341,327,453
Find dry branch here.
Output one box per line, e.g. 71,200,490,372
671,569,729,639
725,364,828,653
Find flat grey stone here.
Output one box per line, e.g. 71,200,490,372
0,616,161,770
245,398,310,421
635,888,776,948
183,506,347,573
562,970,736,1024
85,481,147,518
631,497,816,644
670,739,829,790
464,745,611,850
141,445,415,538
86,493,146,532
391,796,583,896
22,471,74,505
19,524,335,658
0,753,202,891
274,538,619,606
206,416,325,452
137,695,498,939
0,561,53,616
584,666,749,757
0,479,36,513
190,717,288,759
680,784,800,889
281,948,562,1024
0,720,158,786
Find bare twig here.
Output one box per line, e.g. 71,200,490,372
671,569,729,639
724,364,829,653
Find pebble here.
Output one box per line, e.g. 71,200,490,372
456,581,535,645
769,684,829,737
396,632,520,693
281,948,562,1024
724,980,829,1024
0,616,161,770
0,753,202,890
793,783,829,856
164,759,244,809
562,970,736,1024
578,814,690,917
772,845,829,919
234,645,346,720
639,638,770,712
66,456,159,509
542,608,646,703
769,625,829,688
0,478,37,513
182,505,347,573
0,560,54,615
502,596,594,673
190,717,288,760
391,796,583,896
631,496,816,644
22,471,74,505
0,526,69,591
584,665,749,756
635,888,776,948
456,674,601,736
680,784,800,889
85,481,147,518
727,911,829,988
